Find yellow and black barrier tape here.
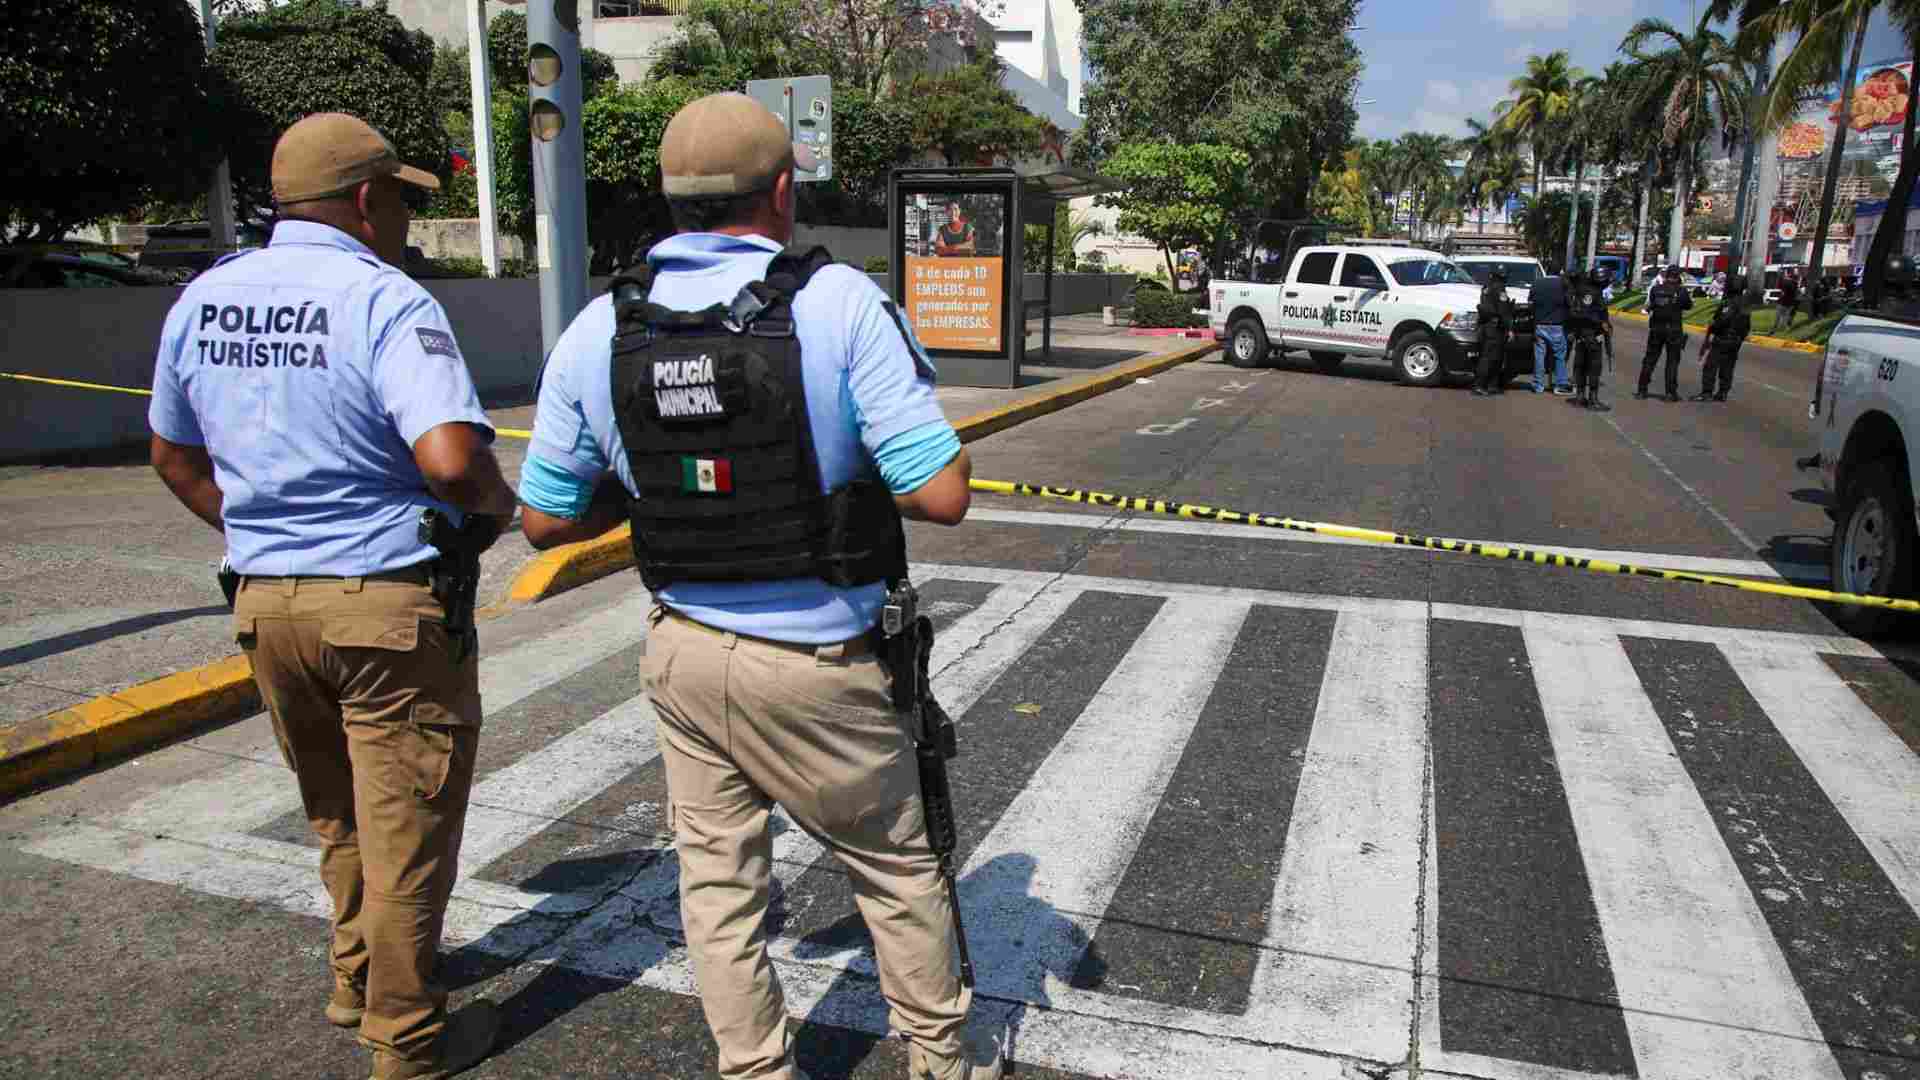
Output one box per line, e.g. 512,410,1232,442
9,367,1906,614
970,478,1920,615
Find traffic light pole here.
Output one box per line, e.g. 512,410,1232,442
527,0,589,358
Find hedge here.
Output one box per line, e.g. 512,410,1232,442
1131,288,1206,328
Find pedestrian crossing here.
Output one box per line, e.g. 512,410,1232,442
21,565,1920,1080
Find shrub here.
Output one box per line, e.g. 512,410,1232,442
863,256,889,273
1131,288,1205,328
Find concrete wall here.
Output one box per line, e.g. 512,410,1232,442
408,219,529,263
0,269,1134,460
587,16,679,84
795,225,890,268
0,278,591,461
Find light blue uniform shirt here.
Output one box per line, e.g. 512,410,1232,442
521,232,959,644
148,221,495,575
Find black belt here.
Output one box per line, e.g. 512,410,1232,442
240,563,433,586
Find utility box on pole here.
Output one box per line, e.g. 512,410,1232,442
746,76,832,183
527,0,589,358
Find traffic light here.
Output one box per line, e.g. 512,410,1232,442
527,0,589,358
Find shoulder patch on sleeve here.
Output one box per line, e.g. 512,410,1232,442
415,327,461,359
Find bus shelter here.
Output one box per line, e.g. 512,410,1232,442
889,166,1125,388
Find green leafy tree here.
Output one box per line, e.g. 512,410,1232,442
0,0,227,241
905,55,1047,166
211,0,447,219
582,79,705,271
1395,132,1453,243
1096,141,1250,282
651,0,818,92
1023,205,1105,271
1357,139,1406,236
1078,0,1361,217
1311,149,1375,234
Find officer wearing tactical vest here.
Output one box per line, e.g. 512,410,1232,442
148,113,517,1079
1635,263,1690,402
1472,265,1514,396
517,93,1000,1080
1565,268,1614,411
1694,276,1753,401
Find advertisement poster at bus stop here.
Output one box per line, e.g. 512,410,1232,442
902,191,1007,353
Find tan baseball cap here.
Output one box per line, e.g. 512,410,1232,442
271,112,441,206
659,92,819,198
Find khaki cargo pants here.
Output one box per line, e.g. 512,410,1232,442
642,607,971,1079
234,572,481,1063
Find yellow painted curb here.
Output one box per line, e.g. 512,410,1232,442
1609,308,1825,353
0,654,257,801
502,338,1222,605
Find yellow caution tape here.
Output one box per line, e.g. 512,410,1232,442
0,372,537,440
970,478,1919,615
10,368,1900,613
1,371,153,396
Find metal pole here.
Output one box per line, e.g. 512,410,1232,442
1746,37,1790,300
198,0,235,254
466,0,499,277
528,0,589,357
1043,214,1055,361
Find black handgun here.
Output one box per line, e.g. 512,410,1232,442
417,509,498,664
882,581,975,987
217,556,240,610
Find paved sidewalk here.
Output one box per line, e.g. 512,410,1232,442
0,316,1190,731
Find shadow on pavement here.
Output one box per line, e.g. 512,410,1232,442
0,604,228,668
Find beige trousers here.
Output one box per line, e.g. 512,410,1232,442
235,573,481,1064
642,607,971,1079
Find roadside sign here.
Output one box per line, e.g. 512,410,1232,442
746,75,832,182
1779,222,1800,241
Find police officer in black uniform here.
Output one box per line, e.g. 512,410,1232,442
1693,275,1752,401
1472,265,1514,397
1566,268,1614,411
1635,263,1690,401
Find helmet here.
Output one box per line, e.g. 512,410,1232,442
1592,266,1613,286
1488,265,1509,282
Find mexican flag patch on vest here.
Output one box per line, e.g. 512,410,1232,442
681,456,733,494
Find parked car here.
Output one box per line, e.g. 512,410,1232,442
137,219,271,277
0,248,174,288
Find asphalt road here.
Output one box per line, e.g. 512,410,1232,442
3,334,1917,1080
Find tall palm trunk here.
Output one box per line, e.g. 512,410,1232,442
1865,51,1920,307
1810,8,1873,285
1633,152,1653,282
1565,151,1584,271
1667,148,1691,272
1585,173,1601,270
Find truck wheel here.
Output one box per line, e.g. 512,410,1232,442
1392,329,1444,387
1830,458,1918,636
1228,316,1269,369
1310,350,1344,374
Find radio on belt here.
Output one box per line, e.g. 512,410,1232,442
882,580,917,637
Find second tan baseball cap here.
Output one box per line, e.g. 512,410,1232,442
659,92,819,198
272,112,441,206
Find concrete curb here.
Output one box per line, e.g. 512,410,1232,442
1609,308,1826,353
0,655,257,801
504,338,1221,605
0,338,1217,800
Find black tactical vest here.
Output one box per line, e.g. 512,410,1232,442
1568,283,1607,332
607,245,907,592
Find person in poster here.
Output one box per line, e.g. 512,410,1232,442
935,201,978,256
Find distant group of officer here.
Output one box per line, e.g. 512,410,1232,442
1472,260,1753,410
148,100,999,1080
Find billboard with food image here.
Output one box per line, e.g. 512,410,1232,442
1781,61,1912,162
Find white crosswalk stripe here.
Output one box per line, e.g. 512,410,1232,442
19,570,1918,1080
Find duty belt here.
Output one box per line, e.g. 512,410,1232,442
664,608,874,657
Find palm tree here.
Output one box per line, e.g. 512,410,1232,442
1736,0,1886,287
1863,5,1920,304
1358,139,1405,237
1497,50,1584,207
1622,13,1753,276
1593,58,1673,278
1397,131,1453,242
1557,73,1604,271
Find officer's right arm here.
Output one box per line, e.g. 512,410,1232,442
519,305,627,549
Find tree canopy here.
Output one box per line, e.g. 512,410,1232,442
1096,141,1250,281
1078,0,1361,216
210,0,447,218
0,0,227,242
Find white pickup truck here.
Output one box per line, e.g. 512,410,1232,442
1209,238,1496,384
1807,299,1920,633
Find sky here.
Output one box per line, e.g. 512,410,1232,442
1353,0,1912,143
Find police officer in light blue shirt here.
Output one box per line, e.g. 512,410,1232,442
518,93,999,1080
147,112,515,1080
